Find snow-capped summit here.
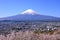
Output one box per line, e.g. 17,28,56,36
0,9,60,21
21,9,38,15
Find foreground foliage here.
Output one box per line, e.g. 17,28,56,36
0,31,60,40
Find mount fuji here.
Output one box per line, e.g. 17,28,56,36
0,9,60,22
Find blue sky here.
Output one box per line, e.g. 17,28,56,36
0,0,60,18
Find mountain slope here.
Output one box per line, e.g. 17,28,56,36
0,9,60,21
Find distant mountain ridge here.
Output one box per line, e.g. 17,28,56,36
0,9,60,22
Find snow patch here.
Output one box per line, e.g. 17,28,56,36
21,9,37,15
